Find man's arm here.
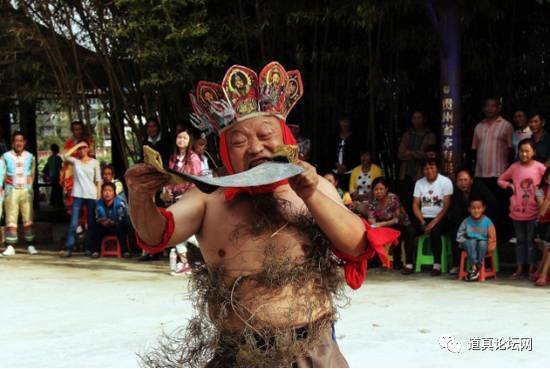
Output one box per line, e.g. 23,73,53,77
126,164,206,247
304,178,367,257
289,161,367,257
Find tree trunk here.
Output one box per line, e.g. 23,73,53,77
429,0,462,178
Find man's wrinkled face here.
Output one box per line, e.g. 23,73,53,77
456,171,473,192
483,99,500,119
226,116,283,173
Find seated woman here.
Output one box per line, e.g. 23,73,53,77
410,159,453,276
357,177,415,270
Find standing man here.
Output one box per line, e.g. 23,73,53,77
528,111,550,166
512,110,531,159
330,116,360,192
398,110,436,216
471,97,514,240
1,132,37,256
43,143,64,208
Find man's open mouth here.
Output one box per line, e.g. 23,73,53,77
248,158,271,169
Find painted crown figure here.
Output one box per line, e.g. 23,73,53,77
126,61,400,368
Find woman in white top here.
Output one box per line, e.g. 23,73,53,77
61,141,101,258
404,159,453,276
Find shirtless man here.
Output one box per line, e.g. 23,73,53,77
126,62,398,367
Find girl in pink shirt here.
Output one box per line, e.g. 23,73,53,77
498,139,546,278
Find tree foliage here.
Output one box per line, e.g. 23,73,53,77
2,0,550,176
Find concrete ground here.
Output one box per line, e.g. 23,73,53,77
1,251,549,368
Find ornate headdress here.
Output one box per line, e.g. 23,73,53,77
189,61,303,135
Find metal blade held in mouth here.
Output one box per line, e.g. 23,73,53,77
167,161,304,194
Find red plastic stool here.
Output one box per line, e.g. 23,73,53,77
100,235,122,258
458,249,497,282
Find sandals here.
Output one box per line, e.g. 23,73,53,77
530,272,541,282
510,271,523,280
535,276,548,287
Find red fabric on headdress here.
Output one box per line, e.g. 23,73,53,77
332,217,401,290
219,118,297,201
135,208,175,254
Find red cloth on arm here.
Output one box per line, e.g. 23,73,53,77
332,217,401,290
135,208,176,254
219,118,297,201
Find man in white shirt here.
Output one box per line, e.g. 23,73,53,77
402,159,453,276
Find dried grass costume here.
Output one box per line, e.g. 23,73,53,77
136,62,400,367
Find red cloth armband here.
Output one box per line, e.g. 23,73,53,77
332,217,400,290
135,208,175,254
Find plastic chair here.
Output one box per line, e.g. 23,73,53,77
458,247,499,282
414,234,452,273
100,235,122,258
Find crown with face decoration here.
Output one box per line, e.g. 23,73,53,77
189,61,303,136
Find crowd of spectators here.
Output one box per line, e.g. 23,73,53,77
2,98,550,287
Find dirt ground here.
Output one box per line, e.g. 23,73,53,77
1,251,549,368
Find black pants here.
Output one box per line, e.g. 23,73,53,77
50,177,64,208
398,177,416,219
389,224,417,267
449,221,462,267
411,217,447,264
96,223,129,254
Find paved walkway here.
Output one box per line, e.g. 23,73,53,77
1,251,549,367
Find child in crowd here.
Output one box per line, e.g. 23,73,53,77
323,172,352,206
101,164,126,202
95,182,131,258
456,198,497,281
533,166,550,286
498,138,546,279
192,132,213,177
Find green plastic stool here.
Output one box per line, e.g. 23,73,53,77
414,234,453,273
490,246,500,272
